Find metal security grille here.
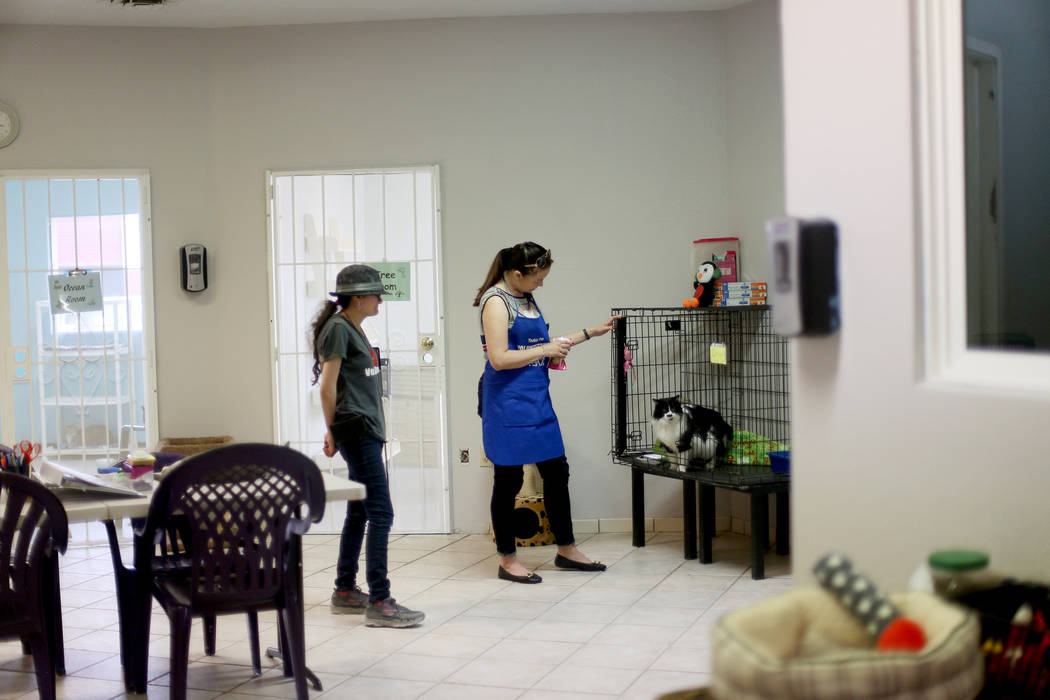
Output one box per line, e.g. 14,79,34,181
611,306,789,484
268,167,449,534
1,174,157,465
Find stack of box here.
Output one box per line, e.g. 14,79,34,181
713,281,767,306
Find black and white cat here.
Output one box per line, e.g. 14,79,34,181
651,396,733,471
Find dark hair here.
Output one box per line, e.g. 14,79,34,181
309,295,352,385
472,241,552,306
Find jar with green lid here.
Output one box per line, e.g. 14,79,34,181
928,550,1000,597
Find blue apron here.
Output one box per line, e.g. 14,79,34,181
481,304,565,466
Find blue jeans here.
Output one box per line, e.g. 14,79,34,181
334,437,393,603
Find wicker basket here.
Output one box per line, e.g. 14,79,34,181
154,435,234,456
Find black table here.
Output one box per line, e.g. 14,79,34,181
622,453,790,579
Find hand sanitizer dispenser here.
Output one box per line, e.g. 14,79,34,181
765,218,839,336
180,244,207,292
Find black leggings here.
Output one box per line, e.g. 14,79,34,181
491,455,575,556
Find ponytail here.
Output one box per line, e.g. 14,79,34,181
309,296,350,384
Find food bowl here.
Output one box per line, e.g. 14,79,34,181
767,450,790,474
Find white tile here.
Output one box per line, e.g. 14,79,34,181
649,644,713,674
315,675,433,699
445,657,555,689
360,652,467,682
419,682,523,699
46,536,786,700
509,619,605,644
588,623,682,647
52,674,129,700
467,598,553,620
539,601,627,624
564,642,664,670
431,615,528,639
613,604,703,628
519,690,617,700
619,669,712,700
398,633,500,660
532,663,642,695
479,638,581,666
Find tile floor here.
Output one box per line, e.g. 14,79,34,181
0,530,791,699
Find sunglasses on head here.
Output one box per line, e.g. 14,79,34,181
524,250,552,269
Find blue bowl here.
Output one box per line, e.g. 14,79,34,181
767,450,790,474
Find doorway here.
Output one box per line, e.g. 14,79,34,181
267,167,449,534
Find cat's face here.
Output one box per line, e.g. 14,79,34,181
652,396,683,422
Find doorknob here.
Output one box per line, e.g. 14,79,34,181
420,337,434,351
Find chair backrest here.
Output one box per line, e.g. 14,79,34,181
0,473,69,612
135,442,325,607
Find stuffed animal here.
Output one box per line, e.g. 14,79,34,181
682,260,722,308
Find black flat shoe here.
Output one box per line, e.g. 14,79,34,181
498,566,542,584
554,554,607,572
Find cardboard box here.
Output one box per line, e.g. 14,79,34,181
693,236,739,283
155,435,234,456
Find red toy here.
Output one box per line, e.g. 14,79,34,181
814,553,926,653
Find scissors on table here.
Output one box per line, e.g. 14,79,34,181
17,440,41,466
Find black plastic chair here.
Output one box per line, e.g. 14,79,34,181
0,472,69,700
133,443,325,700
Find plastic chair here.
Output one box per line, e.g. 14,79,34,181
133,443,325,700
0,472,69,700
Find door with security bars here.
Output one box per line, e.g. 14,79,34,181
0,173,158,475
268,167,449,533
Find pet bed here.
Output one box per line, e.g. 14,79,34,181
710,589,984,699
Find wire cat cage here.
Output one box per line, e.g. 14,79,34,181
611,306,790,485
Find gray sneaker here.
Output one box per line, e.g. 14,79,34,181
330,586,368,614
365,598,425,628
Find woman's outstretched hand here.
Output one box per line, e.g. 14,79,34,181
586,315,623,339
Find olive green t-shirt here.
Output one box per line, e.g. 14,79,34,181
317,314,386,441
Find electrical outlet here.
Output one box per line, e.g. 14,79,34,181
459,449,469,463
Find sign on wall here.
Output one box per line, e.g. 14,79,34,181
369,262,411,301
48,271,103,314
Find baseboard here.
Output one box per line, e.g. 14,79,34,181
577,516,735,535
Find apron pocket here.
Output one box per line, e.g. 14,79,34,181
501,383,555,428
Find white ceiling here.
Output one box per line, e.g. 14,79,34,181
0,0,752,29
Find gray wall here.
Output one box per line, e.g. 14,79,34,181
0,1,784,534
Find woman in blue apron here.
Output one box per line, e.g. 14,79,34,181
474,242,619,583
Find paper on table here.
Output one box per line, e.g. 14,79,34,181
35,457,145,498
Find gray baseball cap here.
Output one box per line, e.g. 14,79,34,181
331,264,384,296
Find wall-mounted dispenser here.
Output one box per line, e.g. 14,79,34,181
180,244,207,292
765,217,839,336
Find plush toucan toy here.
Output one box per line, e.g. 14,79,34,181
683,260,722,308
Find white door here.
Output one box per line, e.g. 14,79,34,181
781,0,1050,586
268,167,449,534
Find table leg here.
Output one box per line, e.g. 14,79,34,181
104,519,152,693
682,480,697,560
699,484,715,564
45,555,65,675
775,491,790,555
632,469,645,547
265,532,322,693
749,492,768,580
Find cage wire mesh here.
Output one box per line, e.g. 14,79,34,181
611,307,790,485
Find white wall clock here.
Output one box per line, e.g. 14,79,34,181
0,102,20,148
